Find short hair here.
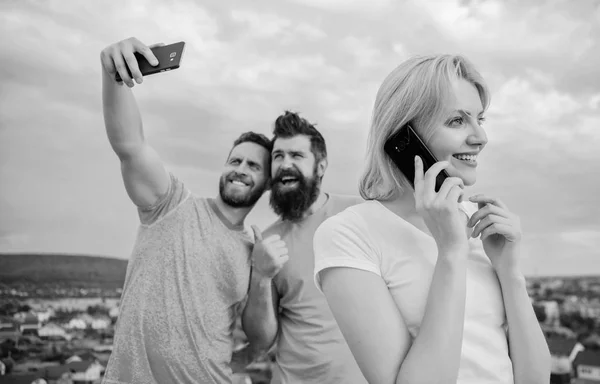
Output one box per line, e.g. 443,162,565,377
272,111,327,163
359,54,490,200
228,131,273,168
233,131,272,152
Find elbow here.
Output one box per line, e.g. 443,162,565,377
242,320,278,356
395,363,459,384
535,349,552,384
515,350,552,384
532,344,552,384
395,373,456,384
245,334,277,360
111,142,144,161
249,329,278,354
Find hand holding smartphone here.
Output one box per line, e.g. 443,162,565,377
115,41,186,82
384,124,449,192
100,38,186,87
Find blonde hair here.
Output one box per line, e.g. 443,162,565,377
359,54,491,200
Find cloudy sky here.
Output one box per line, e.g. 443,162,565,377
1,0,599,276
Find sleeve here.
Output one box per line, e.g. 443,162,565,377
137,172,191,226
313,210,381,294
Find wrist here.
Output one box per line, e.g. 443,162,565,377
251,268,274,285
437,243,468,261
436,249,468,269
496,268,525,283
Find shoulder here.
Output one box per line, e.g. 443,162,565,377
327,193,364,211
316,201,378,245
313,201,383,283
193,196,215,216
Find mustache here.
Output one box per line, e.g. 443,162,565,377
226,172,251,185
273,168,302,183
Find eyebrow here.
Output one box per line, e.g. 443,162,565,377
451,109,485,117
272,149,306,156
230,156,262,168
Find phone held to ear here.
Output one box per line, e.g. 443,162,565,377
384,124,449,192
115,41,186,82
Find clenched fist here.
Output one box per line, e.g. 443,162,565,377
250,225,289,279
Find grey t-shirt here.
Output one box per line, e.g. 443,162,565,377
267,194,367,384
102,173,253,384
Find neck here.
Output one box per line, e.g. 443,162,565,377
300,191,329,219
380,189,418,218
380,189,470,239
213,195,253,227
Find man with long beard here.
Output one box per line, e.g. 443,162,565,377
100,36,288,384
243,111,367,383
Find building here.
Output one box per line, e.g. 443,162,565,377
581,299,600,319
66,314,94,330
108,306,119,319
90,316,111,330
38,322,69,340
0,373,47,384
563,295,582,314
573,350,600,383
539,300,561,327
43,359,105,384
0,317,20,343
547,336,585,384
32,309,54,324
65,351,97,364
13,312,40,334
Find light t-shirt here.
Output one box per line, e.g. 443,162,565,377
265,193,367,384
313,199,514,384
102,173,253,384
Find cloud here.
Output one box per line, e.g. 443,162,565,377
1,0,599,276
289,0,392,13
560,230,600,248
229,9,327,43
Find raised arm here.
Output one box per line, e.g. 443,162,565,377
100,37,170,207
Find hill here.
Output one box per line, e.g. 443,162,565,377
0,253,128,289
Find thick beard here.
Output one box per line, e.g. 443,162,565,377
219,174,263,208
269,166,320,221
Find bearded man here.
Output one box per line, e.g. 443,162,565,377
242,111,367,384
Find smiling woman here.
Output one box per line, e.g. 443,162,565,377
313,54,552,384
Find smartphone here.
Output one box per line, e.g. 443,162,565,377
384,124,449,192
115,41,186,82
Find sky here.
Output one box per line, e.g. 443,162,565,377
1,0,599,276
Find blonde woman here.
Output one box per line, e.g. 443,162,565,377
313,55,550,384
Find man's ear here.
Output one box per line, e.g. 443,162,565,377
317,158,328,178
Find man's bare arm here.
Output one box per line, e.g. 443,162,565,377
100,37,170,207
242,271,280,356
242,226,288,355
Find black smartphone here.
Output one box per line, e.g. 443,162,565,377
384,124,449,192
115,41,186,82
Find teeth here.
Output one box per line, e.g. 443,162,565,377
454,154,477,162
282,177,296,182
231,180,246,186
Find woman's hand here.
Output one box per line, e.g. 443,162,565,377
468,194,523,275
414,156,468,256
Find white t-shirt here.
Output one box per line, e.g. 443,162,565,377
313,199,514,384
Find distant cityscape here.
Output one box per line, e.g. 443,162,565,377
1,275,599,384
